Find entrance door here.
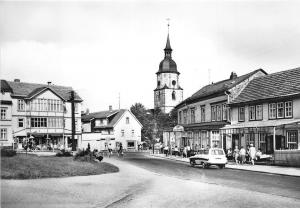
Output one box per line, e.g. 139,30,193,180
266,135,274,154
232,134,240,148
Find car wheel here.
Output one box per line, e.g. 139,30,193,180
219,164,225,169
190,161,195,167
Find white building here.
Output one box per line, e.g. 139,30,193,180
154,32,183,113
0,79,82,150
81,107,143,151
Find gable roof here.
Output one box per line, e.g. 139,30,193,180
230,67,300,105
82,110,120,122
0,80,13,93
176,69,266,108
6,80,82,102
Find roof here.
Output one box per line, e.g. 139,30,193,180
82,109,127,128
176,69,267,108
165,33,172,50
230,67,300,105
6,80,82,101
0,80,13,93
221,119,300,129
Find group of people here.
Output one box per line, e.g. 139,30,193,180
227,144,262,165
162,145,195,158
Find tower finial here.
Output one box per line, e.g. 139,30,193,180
166,18,170,33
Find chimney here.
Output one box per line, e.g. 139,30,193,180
230,72,237,80
14,79,20,82
109,105,113,111
47,81,52,85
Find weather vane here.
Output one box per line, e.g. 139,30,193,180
166,18,170,33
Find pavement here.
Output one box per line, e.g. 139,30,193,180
2,157,300,208
150,153,300,177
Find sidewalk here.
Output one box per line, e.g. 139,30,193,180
150,153,300,177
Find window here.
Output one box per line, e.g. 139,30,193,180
95,120,101,126
157,81,160,87
179,111,182,124
238,107,245,122
287,131,298,149
1,108,7,120
30,118,47,128
131,130,135,136
172,80,176,86
211,131,220,147
18,99,25,111
126,117,130,124
183,110,187,124
201,106,205,122
75,103,79,113
0,128,7,140
18,118,24,127
277,102,284,118
256,105,263,120
269,103,276,119
121,130,125,137
249,106,256,121
211,106,216,121
190,108,195,123
216,105,221,121
172,91,176,100
222,104,227,121
285,101,292,118
127,141,135,148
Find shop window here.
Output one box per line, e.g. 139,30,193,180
285,101,292,118
238,107,245,122
127,141,135,148
269,103,276,119
256,105,263,120
18,118,24,127
287,131,298,149
277,102,284,118
211,131,220,147
249,106,255,121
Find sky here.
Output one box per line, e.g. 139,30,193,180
1,0,300,112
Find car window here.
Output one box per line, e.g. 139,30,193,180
199,150,209,155
210,150,224,155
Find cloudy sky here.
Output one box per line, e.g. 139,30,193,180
1,0,300,112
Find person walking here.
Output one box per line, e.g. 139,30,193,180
174,146,179,157
233,146,239,165
164,145,169,157
118,143,123,157
108,144,113,157
249,144,256,165
239,146,246,165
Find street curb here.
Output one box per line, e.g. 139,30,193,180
149,154,300,178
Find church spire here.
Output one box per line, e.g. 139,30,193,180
164,18,172,58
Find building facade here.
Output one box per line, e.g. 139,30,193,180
163,69,267,150
221,67,300,166
154,32,183,113
81,108,142,151
0,79,82,150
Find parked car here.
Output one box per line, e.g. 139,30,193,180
189,148,227,169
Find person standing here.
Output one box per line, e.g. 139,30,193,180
164,145,169,157
108,144,113,157
174,146,179,157
233,146,239,165
118,143,123,157
239,146,246,165
249,144,256,165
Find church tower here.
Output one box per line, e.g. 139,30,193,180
154,27,183,113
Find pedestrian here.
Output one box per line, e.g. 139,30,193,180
118,143,123,157
183,146,187,158
227,148,233,160
164,145,169,157
233,146,239,165
186,145,191,157
249,144,256,165
239,146,246,165
174,146,179,157
108,144,113,157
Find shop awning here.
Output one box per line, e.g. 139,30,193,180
221,119,300,130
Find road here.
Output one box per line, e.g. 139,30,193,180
2,152,300,208
120,152,300,200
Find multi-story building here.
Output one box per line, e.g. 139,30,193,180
81,107,143,151
0,79,82,150
0,80,13,148
154,32,183,113
221,67,300,166
163,69,266,150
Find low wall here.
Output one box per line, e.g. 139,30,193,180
274,150,300,167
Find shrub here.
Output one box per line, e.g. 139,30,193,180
1,149,17,157
56,149,73,157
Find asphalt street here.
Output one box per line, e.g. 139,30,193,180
119,152,300,200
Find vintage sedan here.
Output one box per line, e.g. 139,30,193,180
189,148,227,169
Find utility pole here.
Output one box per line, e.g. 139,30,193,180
71,90,76,151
